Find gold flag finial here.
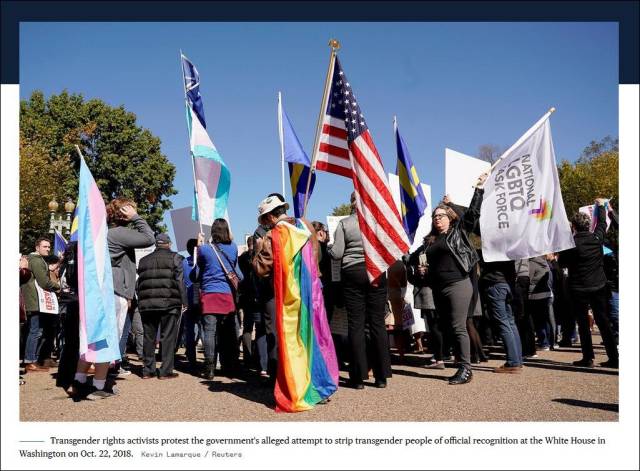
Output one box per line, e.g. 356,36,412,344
329,39,341,50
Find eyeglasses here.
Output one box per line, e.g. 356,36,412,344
433,214,448,221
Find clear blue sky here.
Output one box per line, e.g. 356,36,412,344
20,22,618,243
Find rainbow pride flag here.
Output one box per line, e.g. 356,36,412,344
77,153,120,364
271,220,339,412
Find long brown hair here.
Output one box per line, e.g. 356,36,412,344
211,218,232,244
106,197,137,226
424,204,458,245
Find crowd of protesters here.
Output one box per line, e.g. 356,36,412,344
18,184,620,401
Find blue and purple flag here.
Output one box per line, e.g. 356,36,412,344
53,230,68,258
395,118,427,243
278,93,315,218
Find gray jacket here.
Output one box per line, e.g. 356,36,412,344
108,215,155,300
516,259,529,278
328,214,365,269
413,286,435,310
528,256,552,300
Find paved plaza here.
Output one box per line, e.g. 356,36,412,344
19,332,618,422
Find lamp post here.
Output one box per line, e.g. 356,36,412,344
48,198,75,237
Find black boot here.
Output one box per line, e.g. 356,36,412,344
448,366,473,385
202,358,215,380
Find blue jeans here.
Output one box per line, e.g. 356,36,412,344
24,312,46,363
183,306,202,366
201,313,239,371
532,298,556,348
608,291,619,341
485,283,523,366
119,309,132,360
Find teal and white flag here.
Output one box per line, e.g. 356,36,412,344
186,105,231,225
181,53,230,225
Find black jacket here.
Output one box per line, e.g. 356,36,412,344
136,248,188,312
443,187,483,273
478,249,516,288
406,187,483,286
559,204,607,292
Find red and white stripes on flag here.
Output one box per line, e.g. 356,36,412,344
316,116,352,178
314,54,409,282
350,130,411,282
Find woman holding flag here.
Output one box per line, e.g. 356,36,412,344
409,172,488,385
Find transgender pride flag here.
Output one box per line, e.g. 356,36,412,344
187,105,231,225
76,150,120,363
181,53,230,226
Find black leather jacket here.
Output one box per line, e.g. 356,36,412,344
443,187,483,273
406,188,484,283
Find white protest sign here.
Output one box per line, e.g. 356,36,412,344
579,203,612,232
388,173,432,252
36,282,59,314
135,246,155,269
170,206,211,253
445,148,491,207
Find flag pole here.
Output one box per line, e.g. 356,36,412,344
277,91,286,199
488,107,556,173
302,39,340,218
180,50,204,236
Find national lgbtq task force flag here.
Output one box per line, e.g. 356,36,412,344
479,111,575,261
77,154,120,363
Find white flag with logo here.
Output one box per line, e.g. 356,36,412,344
479,112,575,262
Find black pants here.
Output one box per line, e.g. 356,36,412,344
263,298,278,378
141,309,180,377
573,287,618,362
513,276,536,356
433,279,472,368
56,301,79,390
422,309,443,361
342,263,391,383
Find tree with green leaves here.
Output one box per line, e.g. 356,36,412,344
20,90,177,252
331,203,352,216
558,136,618,216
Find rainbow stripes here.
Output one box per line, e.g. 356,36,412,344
529,196,553,220
271,220,338,412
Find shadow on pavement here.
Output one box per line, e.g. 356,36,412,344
522,360,619,376
390,368,449,382
552,398,619,413
200,378,276,410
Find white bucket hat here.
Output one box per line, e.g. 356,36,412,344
257,195,289,224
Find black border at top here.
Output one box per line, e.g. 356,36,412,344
1,0,638,84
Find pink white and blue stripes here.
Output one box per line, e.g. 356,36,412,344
77,155,120,364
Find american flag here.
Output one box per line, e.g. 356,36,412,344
316,56,409,282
